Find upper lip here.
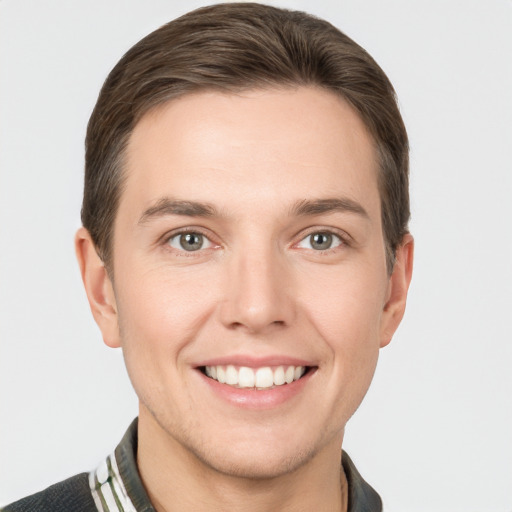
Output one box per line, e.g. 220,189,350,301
194,355,315,369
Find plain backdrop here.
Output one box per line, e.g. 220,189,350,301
1,0,511,510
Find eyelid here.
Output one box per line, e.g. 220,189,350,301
159,226,221,251
292,226,353,248
157,225,352,253
168,232,213,250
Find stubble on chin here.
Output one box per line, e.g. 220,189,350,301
138,398,339,482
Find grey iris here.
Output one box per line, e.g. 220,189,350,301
180,233,203,251
310,233,332,250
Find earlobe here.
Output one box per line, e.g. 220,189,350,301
380,234,414,347
75,227,121,348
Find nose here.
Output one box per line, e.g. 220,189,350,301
218,244,296,334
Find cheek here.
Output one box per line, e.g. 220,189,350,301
116,261,218,335
113,263,221,382
113,267,221,417
299,262,387,346
312,296,382,426
299,265,386,404
313,291,382,387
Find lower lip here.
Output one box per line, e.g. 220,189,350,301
197,369,315,410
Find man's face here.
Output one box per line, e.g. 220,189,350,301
98,87,409,478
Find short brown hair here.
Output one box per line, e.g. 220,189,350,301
82,2,409,273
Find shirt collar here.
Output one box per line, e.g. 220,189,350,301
342,451,383,512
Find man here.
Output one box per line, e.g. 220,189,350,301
4,3,413,511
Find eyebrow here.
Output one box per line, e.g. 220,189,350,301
138,196,369,225
138,198,217,224
290,198,369,219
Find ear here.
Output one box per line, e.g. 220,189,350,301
379,233,414,348
75,227,121,348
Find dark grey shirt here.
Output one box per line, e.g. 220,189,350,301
3,418,382,511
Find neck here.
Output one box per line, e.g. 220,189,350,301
136,409,348,512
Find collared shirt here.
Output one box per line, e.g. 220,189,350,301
3,418,382,512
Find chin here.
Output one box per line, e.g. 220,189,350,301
150,410,322,480
191,440,319,480
139,390,343,481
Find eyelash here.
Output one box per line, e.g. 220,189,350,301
162,228,219,256
293,228,351,253
161,227,351,255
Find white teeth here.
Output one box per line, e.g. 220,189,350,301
203,364,307,389
226,365,238,386
255,367,274,388
217,366,226,384
238,366,255,388
273,366,285,385
226,365,238,385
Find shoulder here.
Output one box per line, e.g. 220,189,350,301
2,472,97,512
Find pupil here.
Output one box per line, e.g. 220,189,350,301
180,233,203,251
311,233,332,250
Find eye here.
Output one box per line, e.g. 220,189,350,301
168,232,213,252
297,231,343,251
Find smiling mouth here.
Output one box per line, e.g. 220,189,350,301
199,365,313,390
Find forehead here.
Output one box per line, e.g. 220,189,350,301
121,87,380,220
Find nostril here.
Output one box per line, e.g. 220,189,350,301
228,319,287,332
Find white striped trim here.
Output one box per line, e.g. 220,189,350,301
108,453,138,511
89,452,138,511
89,471,106,512
102,483,121,511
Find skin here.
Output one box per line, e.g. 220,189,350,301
76,87,413,511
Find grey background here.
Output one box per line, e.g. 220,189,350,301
1,0,511,510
